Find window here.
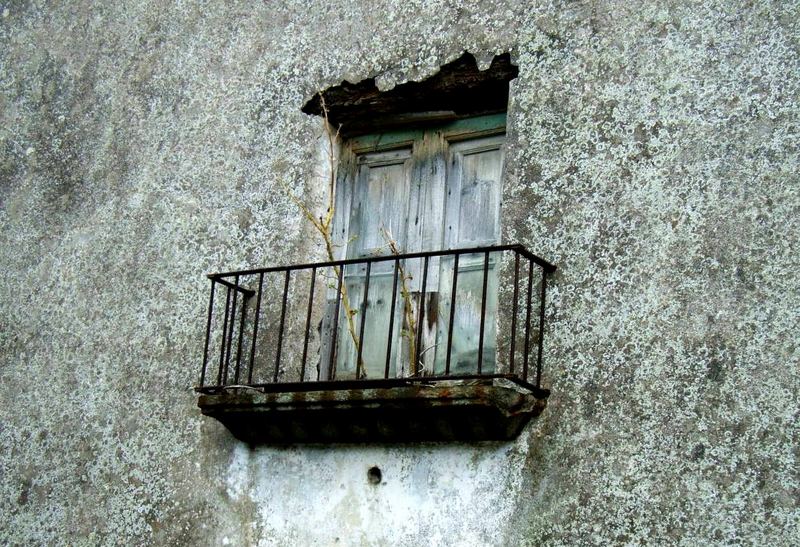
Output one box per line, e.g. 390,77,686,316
324,114,507,381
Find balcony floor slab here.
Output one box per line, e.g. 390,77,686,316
198,378,549,444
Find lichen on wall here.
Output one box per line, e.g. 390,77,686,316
1,0,798,545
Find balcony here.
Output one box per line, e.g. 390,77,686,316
196,244,556,443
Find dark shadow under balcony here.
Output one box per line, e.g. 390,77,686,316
196,244,556,443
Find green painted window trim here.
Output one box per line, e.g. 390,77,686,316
348,113,506,153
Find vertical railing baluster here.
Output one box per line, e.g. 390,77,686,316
217,287,231,386
200,279,216,388
536,269,548,388
477,251,490,375
329,266,344,380
300,267,317,382
445,253,460,376
247,272,264,385
222,275,240,385
233,283,249,385
522,260,534,382
384,259,400,379
414,256,429,375
509,253,520,375
273,270,291,383
356,262,371,379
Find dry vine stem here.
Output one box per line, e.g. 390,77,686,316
280,94,362,376
380,228,420,376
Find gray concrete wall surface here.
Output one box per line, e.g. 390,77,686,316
1,0,798,545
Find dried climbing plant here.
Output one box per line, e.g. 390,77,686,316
380,228,421,376
279,94,363,374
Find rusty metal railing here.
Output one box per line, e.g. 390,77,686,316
197,244,555,394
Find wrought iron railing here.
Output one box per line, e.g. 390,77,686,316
197,244,556,394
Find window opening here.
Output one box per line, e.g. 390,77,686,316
323,114,506,380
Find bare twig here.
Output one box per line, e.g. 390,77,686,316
279,93,363,374
380,227,419,375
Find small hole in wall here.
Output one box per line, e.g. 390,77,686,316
367,466,382,485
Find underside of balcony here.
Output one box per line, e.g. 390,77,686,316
198,376,549,444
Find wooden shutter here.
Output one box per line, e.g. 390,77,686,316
433,135,505,375
336,148,413,379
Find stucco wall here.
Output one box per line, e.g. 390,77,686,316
1,0,798,545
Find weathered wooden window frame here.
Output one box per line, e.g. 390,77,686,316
322,113,508,381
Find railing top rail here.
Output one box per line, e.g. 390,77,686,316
208,244,556,279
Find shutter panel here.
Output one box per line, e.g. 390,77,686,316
434,135,505,375
319,147,357,380
337,149,412,379
349,149,413,259
406,131,447,376
443,135,504,249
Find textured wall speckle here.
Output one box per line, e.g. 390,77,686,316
1,0,798,545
